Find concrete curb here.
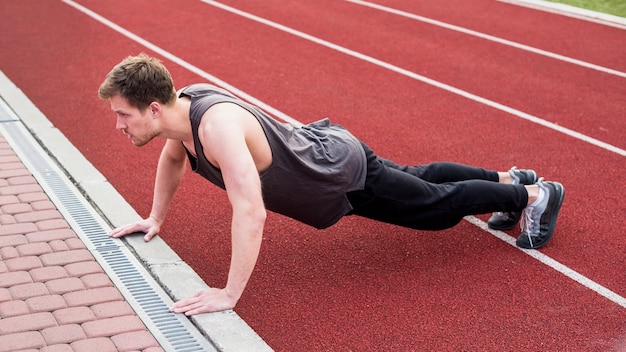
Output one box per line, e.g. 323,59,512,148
0,70,273,352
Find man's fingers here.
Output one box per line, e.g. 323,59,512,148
109,226,133,238
169,289,235,315
144,229,158,242
170,290,215,314
109,219,159,240
170,295,202,313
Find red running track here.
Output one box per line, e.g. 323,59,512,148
1,0,625,350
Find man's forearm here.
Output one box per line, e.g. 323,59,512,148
224,208,266,303
150,149,186,224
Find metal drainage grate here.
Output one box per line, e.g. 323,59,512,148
0,100,217,352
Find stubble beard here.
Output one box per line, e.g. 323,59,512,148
132,129,159,147
130,115,160,147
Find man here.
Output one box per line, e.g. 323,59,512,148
99,54,565,316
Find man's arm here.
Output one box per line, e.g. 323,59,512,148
110,138,187,241
170,103,267,315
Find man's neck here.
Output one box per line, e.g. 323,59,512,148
159,97,192,142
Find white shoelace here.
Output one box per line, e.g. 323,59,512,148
520,178,547,248
520,206,536,248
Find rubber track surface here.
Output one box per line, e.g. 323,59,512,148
0,0,624,350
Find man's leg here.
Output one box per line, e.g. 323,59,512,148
379,158,499,183
347,143,564,248
379,153,539,231
347,144,528,231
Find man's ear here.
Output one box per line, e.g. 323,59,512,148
149,102,161,117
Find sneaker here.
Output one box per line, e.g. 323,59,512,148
487,167,538,230
516,179,565,249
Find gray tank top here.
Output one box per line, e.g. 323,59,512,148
179,84,366,229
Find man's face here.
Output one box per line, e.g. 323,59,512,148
110,95,158,147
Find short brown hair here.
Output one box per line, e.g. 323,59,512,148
98,54,176,111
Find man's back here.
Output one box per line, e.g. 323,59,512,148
180,83,367,229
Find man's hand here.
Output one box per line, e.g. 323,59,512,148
170,288,237,315
109,216,161,242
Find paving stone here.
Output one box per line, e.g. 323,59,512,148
9,282,49,300
0,271,33,288
81,273,112,289
1,203,32,214
0,222,38,236
0,155,20,163
36,218,71,231
91,301,136,319
40,344,74,352
7,175,37,185
0,288,11,302
49,239,69,252
65,261,104,277
0,234,27,247
15,209,62,223
0,213,17,224
0,169,30,179
0,246,18,259
40,249,93,266
26,294,67,313
26,228,76,243
42,324,86,345
111,330,160,351
0,162,23,170
46,277,85,295
53,306,96,325
5,255,43,271
0,299,29,318
144,347,166,352
30,200,56,211
82,315,145,338
16,242,52,256
0,311,56,334
65,237,86,250
0,184,43,196
0,195,19,205
0,331,45,352
70,337,117,352
29,266,68,282
0,261,6,273
17,191,48,203
63,287,123,307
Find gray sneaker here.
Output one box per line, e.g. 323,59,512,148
516,179,565,249
487,167,538,230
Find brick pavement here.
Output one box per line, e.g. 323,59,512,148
0,134,164,352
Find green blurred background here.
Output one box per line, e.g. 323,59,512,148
549,0,626,18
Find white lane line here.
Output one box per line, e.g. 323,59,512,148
465,216,626,309
64,0,626,310
200,0,626,158
347,0,626,79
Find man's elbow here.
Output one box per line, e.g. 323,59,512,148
236,204,267,233
252,208,267,231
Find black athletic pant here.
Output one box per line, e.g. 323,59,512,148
346,143,528,230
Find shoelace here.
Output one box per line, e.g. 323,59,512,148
520,206,536,249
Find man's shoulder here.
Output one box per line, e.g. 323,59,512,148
183,83,233,97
